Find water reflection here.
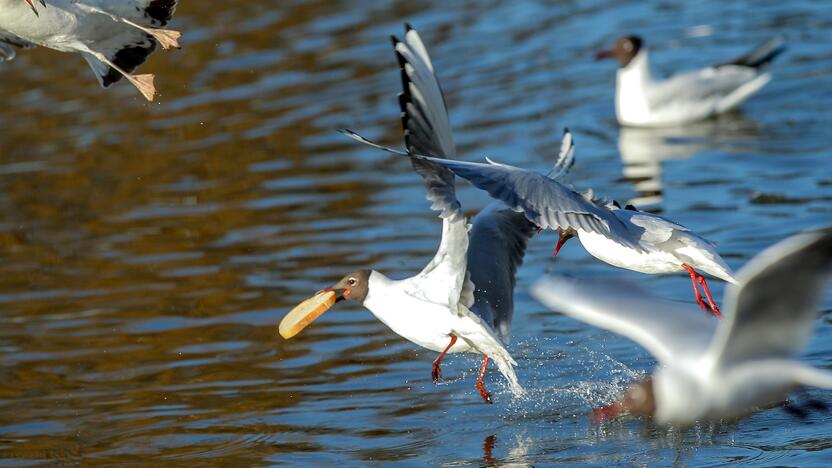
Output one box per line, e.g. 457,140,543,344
618,114,764,208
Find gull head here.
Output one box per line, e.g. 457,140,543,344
324,269,371,304
592,378,656,421
596,36,643,67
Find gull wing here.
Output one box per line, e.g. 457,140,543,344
0,32,35,61
706,227,832,368
646,66,767,115
546,128,575,180
532,276,716,364
420,156,644,250
390,25,470,310
467,203,537,344
393,24,461,221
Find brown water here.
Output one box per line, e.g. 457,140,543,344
2,0,832,465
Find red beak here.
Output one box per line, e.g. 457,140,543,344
590,400,625,423
596,50,613,61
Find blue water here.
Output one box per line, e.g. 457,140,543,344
0,0,831,465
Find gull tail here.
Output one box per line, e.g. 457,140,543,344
723,36,786,70
490,352,525,397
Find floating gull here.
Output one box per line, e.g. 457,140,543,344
597,35,785,127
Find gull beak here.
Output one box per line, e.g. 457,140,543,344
317,287,350,302
590,399,626,423
24,0,41,16
278,287,345,339
553,229,574,257
595,49,613,61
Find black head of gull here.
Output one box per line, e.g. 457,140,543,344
321,270,371,304
592,378,657,421
596,35,643,67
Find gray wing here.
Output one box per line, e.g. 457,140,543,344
421,156,644,250
393,24,461,221
532,276,716,364
0,32,36,62
467,202,537,344
647,66,760,110
707,227,832,368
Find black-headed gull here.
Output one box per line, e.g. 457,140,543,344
343,131,734,316
0,0,180,101
532,227,832,425
597,35,785,127
286,25,539,403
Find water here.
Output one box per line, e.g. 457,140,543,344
1,0,831,464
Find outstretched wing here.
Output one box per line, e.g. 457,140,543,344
390,25,470,310
532,276,716,364
707,227,832,368
467,203,537,344
420,156,644,250
393,24,461,221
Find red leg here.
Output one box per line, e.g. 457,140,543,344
476,356,493,404
696,275,722,318
554,235,569,257
682,264,709,312
432,335,457,383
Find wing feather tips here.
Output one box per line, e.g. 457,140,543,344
100,34,157,87
145,0,178,27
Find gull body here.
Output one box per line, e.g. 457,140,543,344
532,228,832,425
0,0,180,100
599,35,785,127
312,25,550,402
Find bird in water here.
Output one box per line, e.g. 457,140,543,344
532,227,832,425
597,34,785,127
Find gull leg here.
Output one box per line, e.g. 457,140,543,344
85,49,155,101
682,264,710,313
432,334,457,383
696,274,722,318
476,356,493,404
74,4,182,49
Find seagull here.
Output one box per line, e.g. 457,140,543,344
343,130,735,316
597,35,785,127
287,25,542,403
0,0,181,101
531,227,832,426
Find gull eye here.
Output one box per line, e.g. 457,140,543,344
347,277,357,287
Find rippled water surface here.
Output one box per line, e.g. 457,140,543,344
2,0,832,465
